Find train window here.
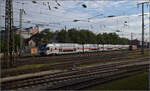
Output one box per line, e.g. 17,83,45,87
46,47,49,50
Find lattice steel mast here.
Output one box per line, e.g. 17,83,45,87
4,0,15,68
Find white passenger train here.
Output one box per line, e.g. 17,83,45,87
39,43,129,55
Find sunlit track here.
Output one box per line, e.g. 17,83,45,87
1,59,149,90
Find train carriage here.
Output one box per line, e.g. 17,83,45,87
39,43,130,56
87,44,98,52
83,44,90,52
98,44,104,51
103,45,110,51
122,45,130,49
107,44,114,50
53,43,78,54
76,44,83,53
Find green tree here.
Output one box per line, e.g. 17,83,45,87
39,29,53,43
54,28,130,45
96,32,130,45
56,29,72,43
0,33,23,52
68,28,80,43
0,34,5,52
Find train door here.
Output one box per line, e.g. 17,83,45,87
46,47,52,55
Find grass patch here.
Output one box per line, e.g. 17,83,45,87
2,60,71,73
2,64,46,72
78,52,149,68
87,72,149,90
2,49,149,76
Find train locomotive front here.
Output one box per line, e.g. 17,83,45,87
39,44,54,55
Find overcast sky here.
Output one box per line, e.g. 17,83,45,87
0,0,150,41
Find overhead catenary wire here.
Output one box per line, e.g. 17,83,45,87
10,0,144,24
1,1,148,25
1,0,150,41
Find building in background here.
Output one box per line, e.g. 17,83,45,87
29,26,38,35
18,25,44,54
18,25,44,39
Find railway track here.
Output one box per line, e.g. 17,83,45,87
1,49,134,67
2,50,146,78
1,59,149,90
61,68,146,90
53,65,148,90
22,64,149,90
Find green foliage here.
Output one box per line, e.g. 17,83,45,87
39,29,53,43
56,28,98,44
68,28,80,43
56,29,72,43
88,72,148,90
79,29,97,44
55,29,130,45
32,28,54,45
97,32,130,44
0,33,23,52
0,28,130,53
0,28,53,52
0,35,4,52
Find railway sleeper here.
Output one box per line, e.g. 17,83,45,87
46,70,126,90
55,69,146,90
2,68,117,89
21,70,119,90
47,71,125,90
47,66,148,90
18,66,147,90
76,70,145,90
2,63,148,90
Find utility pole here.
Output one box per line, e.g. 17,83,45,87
148,3,150,91
4,0,14,68
141,3,145,54
149,4,150,49
19,9,23,56
137,2,149,54
78,26,80,30
131,32,133,45
64,25,67,43
0,0,2,53
64,25,67,31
